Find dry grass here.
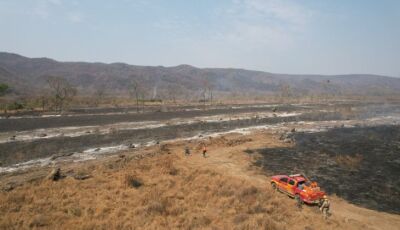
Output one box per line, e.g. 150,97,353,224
0,133,398,230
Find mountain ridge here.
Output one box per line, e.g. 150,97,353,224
0,52,399,98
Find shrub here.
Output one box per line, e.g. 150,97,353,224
7,101,25,110
0,83,9,96
124,174,143,188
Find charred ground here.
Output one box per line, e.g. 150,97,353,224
254,125,400,214
1,101,400,222
0,102,384,167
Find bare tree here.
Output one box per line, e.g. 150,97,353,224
93,85,106,107
46,76,77,113
128,79,147,112
201,78,211,110
208,83,214,107
201,88,207,110
166,85,176,105
321,79,331,102
0,83,10,114
38,91,50,111
279,83,292,103
164,84,186,109
129,79,140,112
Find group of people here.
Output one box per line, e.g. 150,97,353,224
184,144,330,219
184,144,207,158
297,195,330,219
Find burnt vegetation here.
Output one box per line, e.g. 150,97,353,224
254,125,400,214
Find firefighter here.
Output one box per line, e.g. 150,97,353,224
319,195,330,219
202,144,207,158
184,146,190,156
295,195,303,209
311,181,318,188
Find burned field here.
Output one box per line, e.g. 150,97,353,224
255,125,400,214
0,111,301,166
0,104,300,132
0,103,371,167
1,101,400,217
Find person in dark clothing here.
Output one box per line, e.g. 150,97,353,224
184,146,190,156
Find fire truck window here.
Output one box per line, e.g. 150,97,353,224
280,177,288,183
289,180,295,185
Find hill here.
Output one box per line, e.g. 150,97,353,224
1,52,400,99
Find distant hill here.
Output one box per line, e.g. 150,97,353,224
1,52,399,99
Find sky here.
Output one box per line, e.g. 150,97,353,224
0,0,399,76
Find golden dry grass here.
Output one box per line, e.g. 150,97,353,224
0,133,399,230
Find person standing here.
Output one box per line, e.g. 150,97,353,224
202,144,207,158
184,146,190,156
319,195,330,219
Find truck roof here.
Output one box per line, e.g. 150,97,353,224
272,174,307,183
289,174,306,182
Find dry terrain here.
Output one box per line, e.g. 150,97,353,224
1,131,399,230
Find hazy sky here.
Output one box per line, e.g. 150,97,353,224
0,0,399,76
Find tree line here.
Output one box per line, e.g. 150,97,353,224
1,75,397,114
0,75,216,114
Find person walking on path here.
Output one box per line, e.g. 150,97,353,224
202,144,207,158
319,195,330,220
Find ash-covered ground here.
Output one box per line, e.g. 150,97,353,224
255,125,400,214
0,101,400,215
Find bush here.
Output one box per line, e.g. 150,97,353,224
124,175,143,188
0,83,9,96
7,101,25,110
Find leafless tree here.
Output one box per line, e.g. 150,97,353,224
0,83,10,114
38,91,50,111
321,79,331,102
166,84,178,105
129,79,141,112
209,85,215,106
201,78,212,110
280,83,292,103
129,78,149,112
201,87,207,110
46,76,77,113
93,85,106,107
